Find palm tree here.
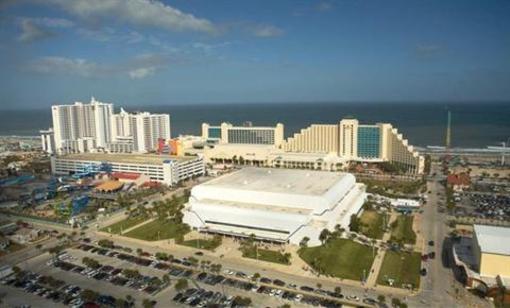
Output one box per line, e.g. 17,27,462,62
319,229,330,245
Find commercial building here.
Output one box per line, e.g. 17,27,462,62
202,118,424,174
472,225,510,279
183,167,366,245
50,153,204,186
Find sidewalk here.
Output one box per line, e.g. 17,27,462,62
365,212,397,287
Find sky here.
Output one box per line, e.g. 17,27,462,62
0,0,510,109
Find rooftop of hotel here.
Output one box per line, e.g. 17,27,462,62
474,224,510,256
58,153,196,165
201,167,351,196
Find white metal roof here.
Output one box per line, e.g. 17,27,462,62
474,224,510,256
202,167,352,196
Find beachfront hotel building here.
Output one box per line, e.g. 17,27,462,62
202,122,285,147
183,167,365,245
43,97,171,154
51,97,113,154
50,153,204,186
202,118,424,174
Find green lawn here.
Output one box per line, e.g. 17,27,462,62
179,238,222,251
100,215,148,234
240,245,291,265
299,238,376,281
390,215,417,244
359,210,387,239
123,219,189,241
377,251,421,289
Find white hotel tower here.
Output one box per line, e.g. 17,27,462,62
51,97,113,154
45,97,170,154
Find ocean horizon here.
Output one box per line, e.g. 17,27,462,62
1,102,509,148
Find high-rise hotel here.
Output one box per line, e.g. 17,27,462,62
42,97,170,154
202,118,424,174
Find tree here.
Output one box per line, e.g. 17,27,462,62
349,214,360,232
252,272,260,281
162,274,170,285
316,283,322,290
82,257,100,269
283,252,292,264
142,299,155,308
155,252,168,261
319,229,330,245
233,296,252,306
299,236,310,248
334,286,342,295
174,278,188,291
81,289,99,302
98,239,114,248
377,294,386,303
115,298,127,308
391,298,402,307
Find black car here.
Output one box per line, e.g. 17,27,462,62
428,240,434,246
173,293,183,301
420,268,427,276
300,286,314,292
428,251,436,259
273,279,285,287
260,277,272,284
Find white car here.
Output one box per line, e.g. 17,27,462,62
295,294,303,302
347,295,360,301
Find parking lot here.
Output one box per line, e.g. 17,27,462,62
455,191,510,220
2,241,370,307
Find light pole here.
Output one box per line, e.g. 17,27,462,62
501,137,510,166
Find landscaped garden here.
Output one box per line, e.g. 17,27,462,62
390,215,417,245
299,238,376,281
377,250,421,289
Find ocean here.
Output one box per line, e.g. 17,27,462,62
1,102,509,148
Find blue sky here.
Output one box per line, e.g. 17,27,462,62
0,0,510,108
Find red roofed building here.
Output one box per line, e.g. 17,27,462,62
447,173,471,191
111,172,149,187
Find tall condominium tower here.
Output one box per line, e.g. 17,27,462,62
51,97,113,154
129,112,171,153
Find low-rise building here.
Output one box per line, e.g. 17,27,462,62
183,167,366,246
51,153,205,186
447,173,471,191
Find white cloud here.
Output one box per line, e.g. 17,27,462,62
252,25,284,38
28,57,97,77
48,0,217,34
128,67,155,79
27,53,171,79
18,19,54,42
17,17,74,42
316,2,333,12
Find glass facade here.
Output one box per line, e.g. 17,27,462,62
227,129,275,144
357,126,380,158
208,127,222,139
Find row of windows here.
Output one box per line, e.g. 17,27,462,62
227,129,275,145
357,126,380,158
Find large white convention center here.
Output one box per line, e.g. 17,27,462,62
183,167,366,246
